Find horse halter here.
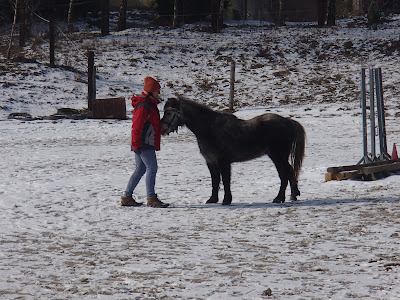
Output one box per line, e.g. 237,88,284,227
161,107,181,136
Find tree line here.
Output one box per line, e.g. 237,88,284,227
1,0,399,42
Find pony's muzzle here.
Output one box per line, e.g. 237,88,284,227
161,123,171,136
161,109,180,136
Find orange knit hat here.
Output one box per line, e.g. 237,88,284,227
143,76,161,93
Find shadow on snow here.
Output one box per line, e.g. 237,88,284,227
171,197,400,209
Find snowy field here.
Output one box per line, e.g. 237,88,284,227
1,13,400,299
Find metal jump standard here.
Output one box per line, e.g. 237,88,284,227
325,68,400,181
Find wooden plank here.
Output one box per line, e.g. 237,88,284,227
327,158,400,173
325,170,361,182
361,162,400,175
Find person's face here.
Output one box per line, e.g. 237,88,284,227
152,89,160,99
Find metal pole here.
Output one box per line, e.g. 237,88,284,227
375,68,389,160
88,51,95,110
375,68,384,159
369,68,376,160
93,66,96,102
360,68,368,163
229,60,235,111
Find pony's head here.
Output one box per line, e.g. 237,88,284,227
161,97,182,136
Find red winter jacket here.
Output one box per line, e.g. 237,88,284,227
131,92,161,151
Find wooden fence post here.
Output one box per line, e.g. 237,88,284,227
229,60,235,111
88,51,95,110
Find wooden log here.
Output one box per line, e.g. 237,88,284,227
325,170,361,182
327,158,400,173
361,162,400,175
326,160,400,182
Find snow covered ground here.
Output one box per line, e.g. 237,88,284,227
1,13,400,299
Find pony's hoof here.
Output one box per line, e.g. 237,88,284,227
290,195,298,201
273,197,285,203
222,196,232,205
206,197,218,204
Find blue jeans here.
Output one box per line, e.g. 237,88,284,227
125,150,158,197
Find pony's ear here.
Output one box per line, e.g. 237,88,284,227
164,97,180,110
177,94,193,102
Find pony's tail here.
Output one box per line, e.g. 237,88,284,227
290,120,306,183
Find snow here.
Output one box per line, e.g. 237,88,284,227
1,14,400,299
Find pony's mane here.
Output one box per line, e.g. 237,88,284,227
179,96,214,112
178,96,235,119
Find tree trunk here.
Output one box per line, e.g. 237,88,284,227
101,0,109,36
394,0,400,13
243,0,247,20
7,0,18,60
367,0,380,27
50,15,55,67
317,0,328,27
327,0,336,26
19,0,26,47
219,0,224,28
172,0,178,28
276,0,285,26
67,0,75,33
211,0,221,32
117,0,127,31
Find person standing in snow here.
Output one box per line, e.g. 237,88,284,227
121,76,169,208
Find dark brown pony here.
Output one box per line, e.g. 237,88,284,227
161,97,306,205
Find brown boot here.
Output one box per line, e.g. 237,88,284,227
121,195,143,207
147,194,169,208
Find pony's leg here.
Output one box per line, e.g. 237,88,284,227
220,162,232,205
288,166,300,201
271,157,290,203
206,162,220,204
